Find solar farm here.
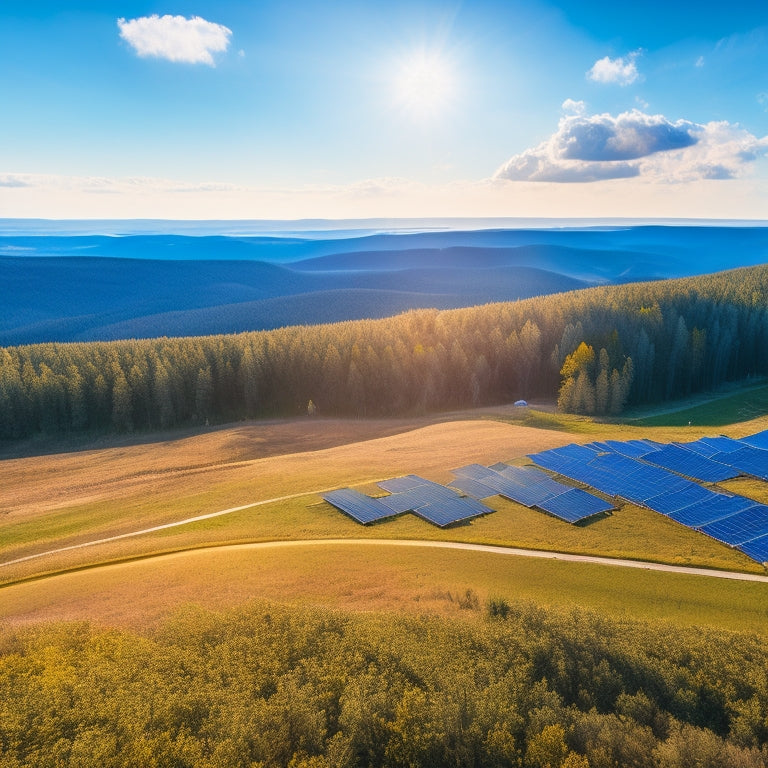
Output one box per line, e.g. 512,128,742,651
528,428,768,564
323,428,768,564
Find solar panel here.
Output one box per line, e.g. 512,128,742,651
554,443,600,461
699,505,768,545
737,533,768,563
536,488,614,523
498,466,570,497
378,492,427,514
448,477,497,499
603,439,656,459
710,446,768,481
377,475,430,493
741,429,768,451
681,440,720,458
451,464,496,481
322,489,399,524
585,441,613,453
527,450,580,475
668,494,754,528
415,497,492,527
644,483,713,515
699,436,744,454
641,444,740,482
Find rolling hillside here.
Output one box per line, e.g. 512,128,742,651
2,224,767,344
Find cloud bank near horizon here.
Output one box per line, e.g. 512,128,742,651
495,110,768,183
117,14,232,66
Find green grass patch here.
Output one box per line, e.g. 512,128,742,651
631,383,768,427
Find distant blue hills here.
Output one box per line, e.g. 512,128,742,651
1,225,766,344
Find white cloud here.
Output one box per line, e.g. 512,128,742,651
494,110,768,183
117,14,232,66
759,93,768,111
562,99,586,115
695,55,705,67
587,52,641,86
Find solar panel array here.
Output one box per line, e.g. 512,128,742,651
528,430,768,563
322,488,400,525
323,475,493,528
450,463,613,523
326,429,768,560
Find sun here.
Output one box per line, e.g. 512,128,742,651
392,49,455,121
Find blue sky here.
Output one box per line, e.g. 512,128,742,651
1,0,767,219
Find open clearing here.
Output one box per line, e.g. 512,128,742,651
2,541,768,634
2,405,768,626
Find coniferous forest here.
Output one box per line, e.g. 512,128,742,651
1,601,768,768
1,265,768,439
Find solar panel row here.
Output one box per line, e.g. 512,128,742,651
530,435,768,562
450,462,612,524
641,444,740,482
322,489,398,525
742,429,768,451
324,474,493,528
709,446,768,481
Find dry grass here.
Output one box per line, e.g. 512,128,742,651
3,412,767,584
1,542,766,635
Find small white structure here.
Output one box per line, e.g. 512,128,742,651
514,399,528,407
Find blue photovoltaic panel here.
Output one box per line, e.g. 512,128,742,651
452,464,496,480
527,450,580,475
699,436,743,454
488,462,512,472
710,446,768,481
415,497,491,527
378,492,426,513
681,440,719,458
741,430,768,451
738,533,768,563
585,441,612,453
604,439,655,459
323,489,399,525
699,505,768,545
668,494,754,527
449,477,497,499
499,466,570,497
588,452,645,475
554,443,600,461
644,483,714,515
382,484,458,513
641,444,740,482
377,475,429,493
537,488,614,523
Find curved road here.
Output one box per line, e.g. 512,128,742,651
3,490,768,584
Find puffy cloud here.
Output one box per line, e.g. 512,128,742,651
117,14,232,66
495,110,768,183
587,52,641,86
562,98,586,115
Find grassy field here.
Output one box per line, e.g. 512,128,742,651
1,542,767,634
630,382,768,428
2,404,768,632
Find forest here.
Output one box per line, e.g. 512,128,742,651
1,264,767,439
1,599,767,768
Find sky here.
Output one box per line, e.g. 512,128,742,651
1,0,767,220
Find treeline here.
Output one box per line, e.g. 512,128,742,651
2,265,768,438
1,600,768,767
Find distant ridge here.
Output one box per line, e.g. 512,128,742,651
2,224,767,344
